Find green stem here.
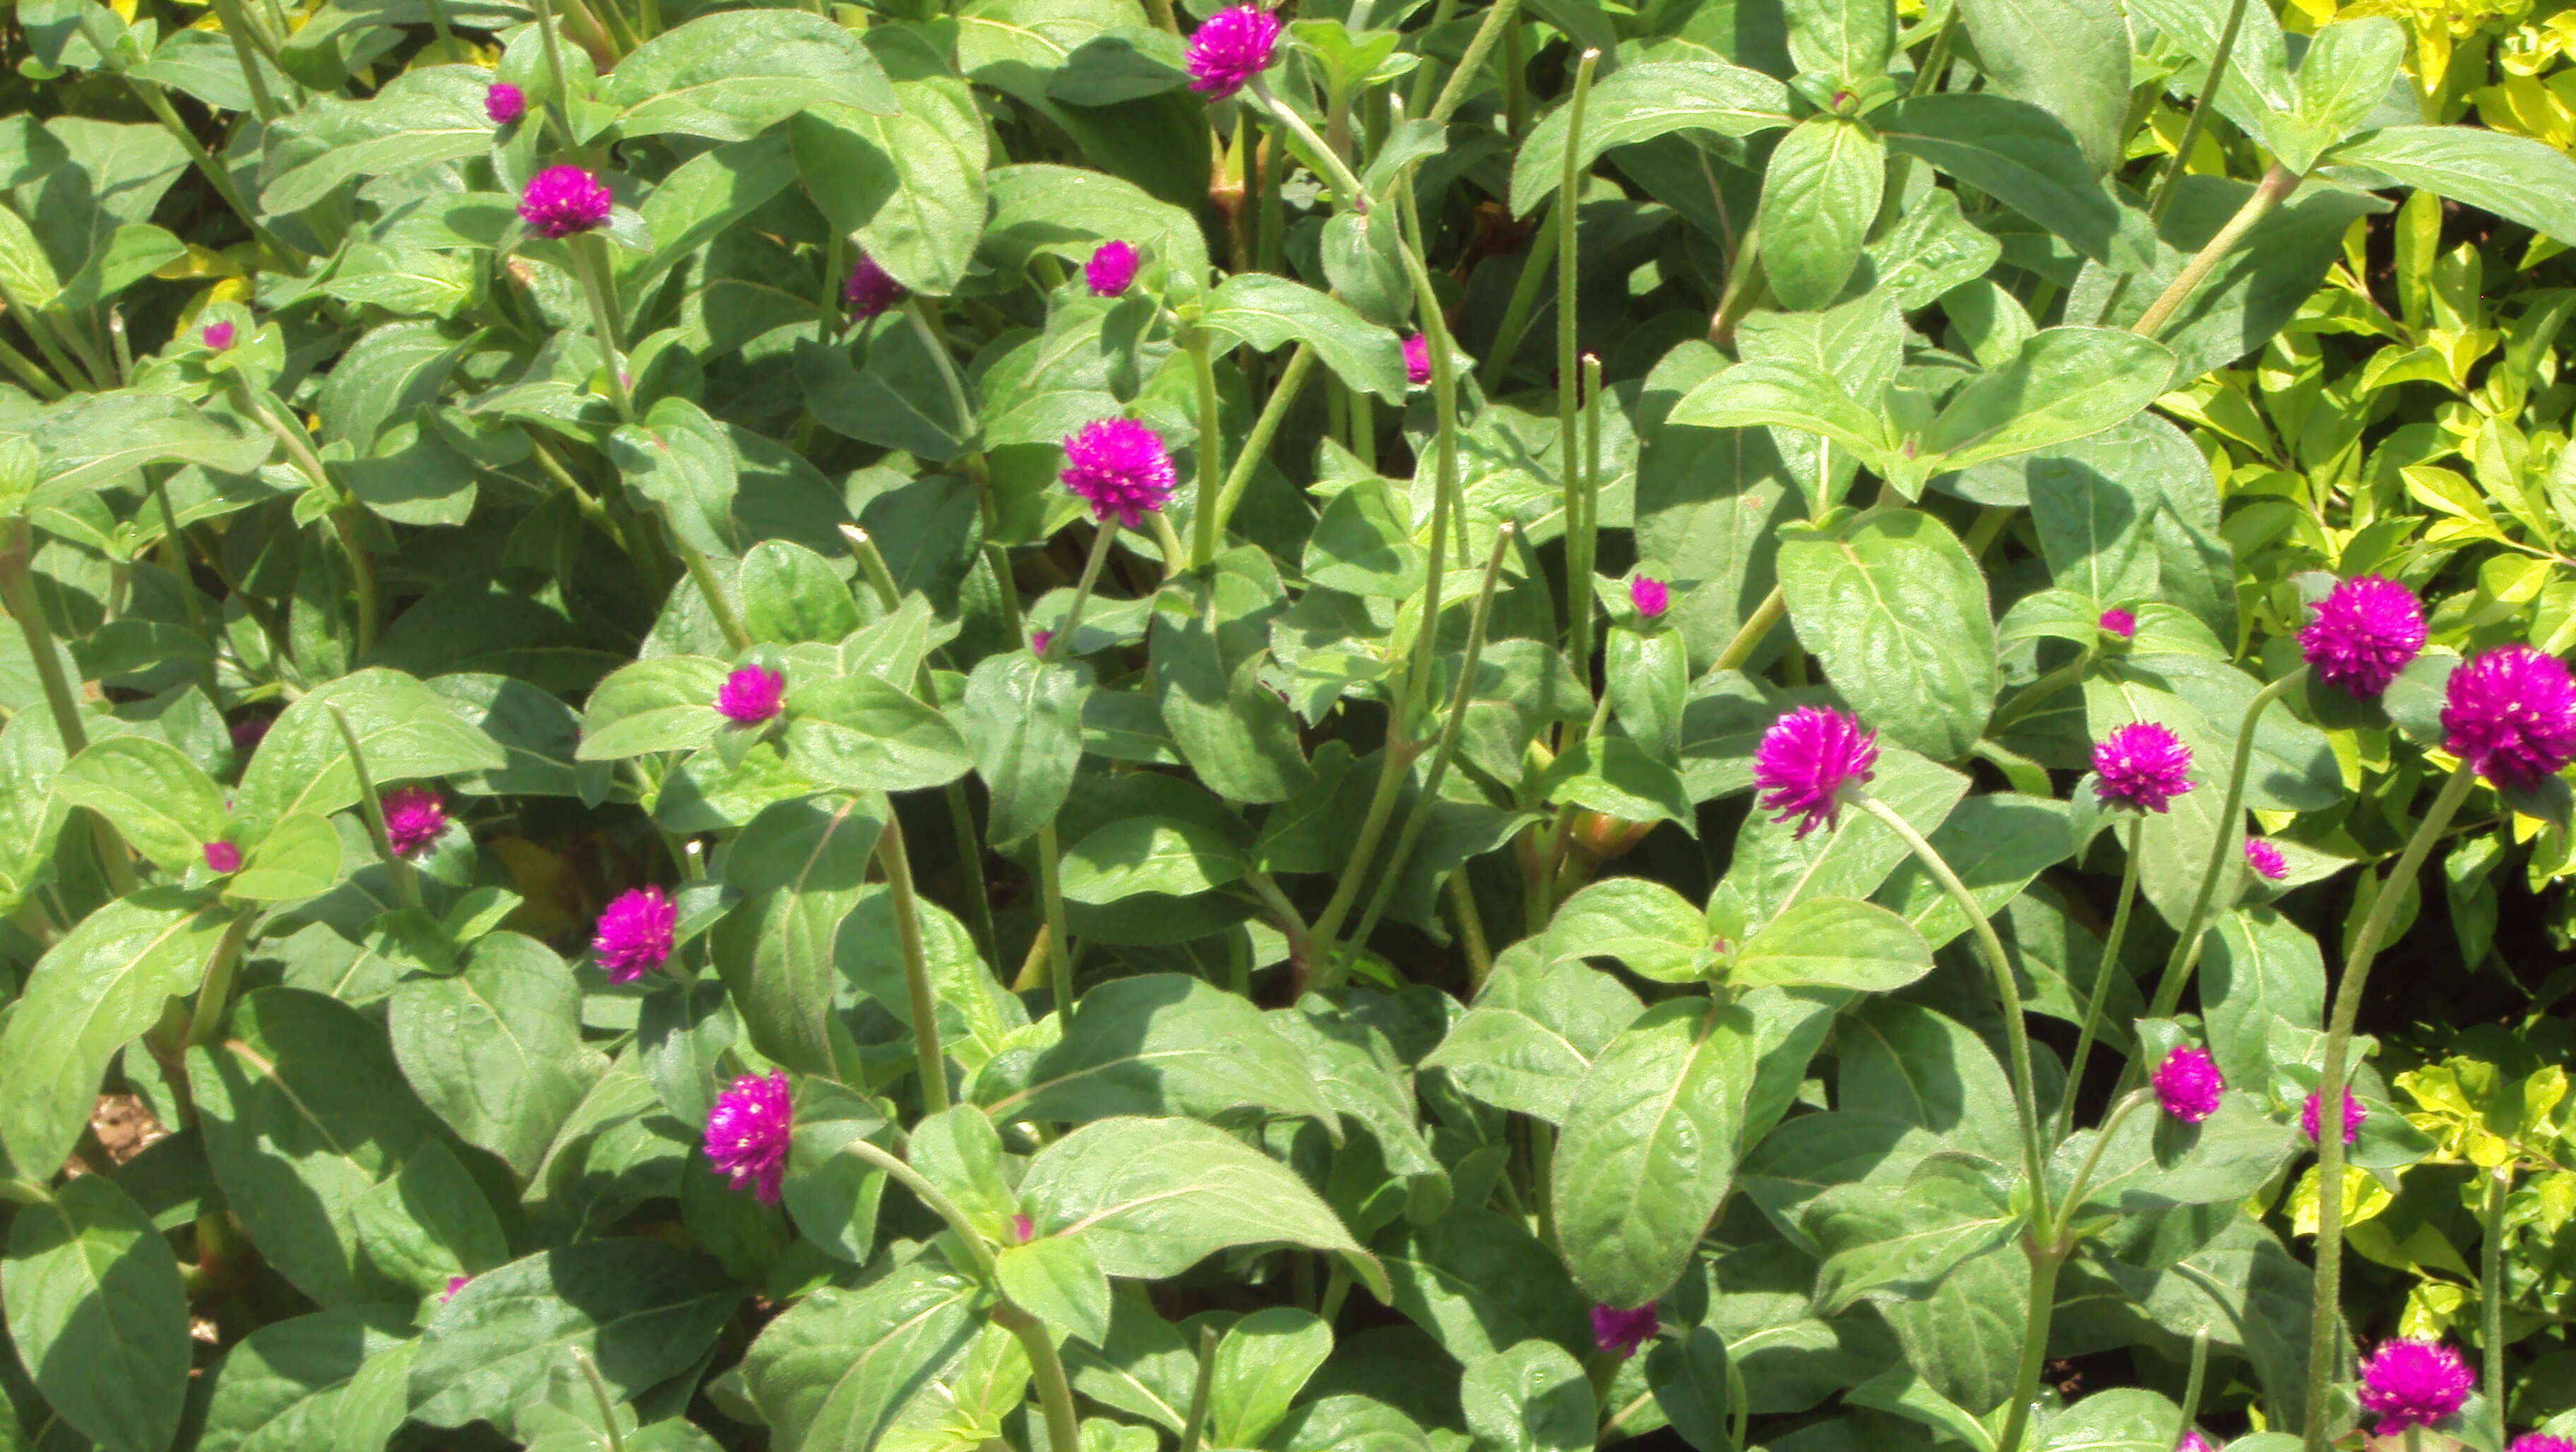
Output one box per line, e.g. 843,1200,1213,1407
2055,817,2141,1141
1998,1247,2065,1452
943,780,1001,977
907,299,977,440
2482,1165,2509,1442
328,507,381,660
1476,202,1559,391
328,704,424,912
525,0,585,152
568,1348,627,1452
2140,669,2307,1025
670,528,752,653
877,810,950,1114
1,518,93,757
1210,345,1314,535
1306,734,1421,972
128,80,296,261
1042,521,1119,663
1187,328,1224,569
2133,164,2299,339
1554,49,1599,670
1393,183,1461,706
2178,1330,2211,1439
1712,587,1784,672
1566,352,1604,695
566,233,636,422
1248,76,1371,212
1991,653,2093,734
1400,0,1462,115
204,0,284,121
184,910,256,1047
1179,1324,1219,1452
2303,759,2479,1452
2149,0,2255,224
1425,0,1523,126
998,1304,1084,1452
2059,1090,2152,1220
0,335,64,400
1034,818,1073,1013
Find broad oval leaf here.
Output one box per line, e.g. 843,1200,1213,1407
1775,509,1996,763
1,1174,191,1452
602,10,896,141
972,973,1334,1126
1731,896,1933,993
1508,61,1794,215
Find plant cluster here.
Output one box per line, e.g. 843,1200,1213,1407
4,0,2576,1451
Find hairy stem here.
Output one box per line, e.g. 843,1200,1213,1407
2056,817,2142,1141
328,704,424,912
2141,669,2308,1027
876,811,950,1114
2133,164,2299,339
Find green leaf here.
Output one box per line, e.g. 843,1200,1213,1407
2029,1389,2187,1452
199,1308,412,1452
996,1232,1114,1347
1775,509,1996,762
957,655,1090,847
974,973,1335,1126
1806,1157,2019,1311
1757,117,1883,312
982,163,1211,298
1150,562,1313,804
710,795,883,1078
350,1141,508,1297
1723,744,1968,928
1460,1340,1595,1452
2274,18,2404,172
232,669,506,838
1665,357,1892,471
1058,815,1249,903
2325,124,2576,248
28,391,272,492
607,398,743,563
602,9,895,141
1837,1000,2021,1163
737,540,862,648
1,1175,190,1452
2125,0,2294,129
1784,0,1893,83
789,80,986,294
0,890,232,1179
408,1240,742,1428
1378,1208,1591,1364
1537,736,1695,829
259,65,494,214
2053,1092,2297,1218
1873,795,2072,951
1877,93,2128,265
1545,877,1712,984
389,932,609,1179
229,811,345,903
782,674,974,794
1305,475,1426,598
577,656,730,761
742,1265,980,1452
1954,0,2128,174
1210,1308,1334,1449
2199,907,2325,1094
1507,61,1793,215
54,735,226,874
1200,273,1406,403
54,222,184,313
1019,1116,1386,1299
1421,943,1646,1124
1551,999,1757,1307
1922,328,2178,472
1731,896,1933,993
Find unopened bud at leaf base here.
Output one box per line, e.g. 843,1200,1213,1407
201,321,235,351
704,1070,793,1204
2092,722,2194,814
716,665,786,725
1630,574,1669,619
441,1275,469,1303
2098,607,2135,640
203,840,242,875
1061,417,1176,528
2440,643,2576,791
518,165,612,239
2301,575,2426,698
484,81,526,125
1752,706,1878,840
1185,5,1281,98
2151,1046,2224,1124
1085,240,1138,297
2302,1088,2363,1145
1404,333,1431,386
2355,1338,2473,1436
1030,629,1054,656
843,254,905,320
1588,1304,1658,1359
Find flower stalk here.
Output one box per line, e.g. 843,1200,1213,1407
876,810,951,1114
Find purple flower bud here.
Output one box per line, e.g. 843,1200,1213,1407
2092,722,2194,814
440,1274,470,1303
2302,1088,2363,1145
201,321,235,351
484,81,526,125
704,1070,793,1204
1752,706,1879,840
2150,1046,2224,1124
1085,240,1139,297
203,840,242,875
1403,333,1431,386
716,665,786,726
2099,607,2135,640
842,254,905,320
228,714,271,755
1010,1213,1035,1244
1588,1304,1659,1359
2442,644,2576,791
1030,629,1054,656
1186,5,1281,99
1630,575,1669,619
2244,838,2287,881
2301,575,2425,699
380,786,448,857
592,885,676,984
2356,1338,2474,1436
1061,417,1176,528
518,165,612,239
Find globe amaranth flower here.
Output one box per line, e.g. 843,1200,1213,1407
2302,1088,2364,1145
484,81,526,125
1753,706,1879,840
2093,722,2195,814
592,886,676,984
715,665,786,726
1061,417,1176,528
1030,629,1054,656
2099,607,2136,640
2510,1436,2575,1452
843,254,905,320
518,165,612,239
705,1069,793,1203
1085,240,1138,297
2176,1432,2216,1452
1630,575,1669,620
2301,575,2426,699
2442,644,2576,791
1186,5,1281,98
201,321,235,351
1404,333,1432,386
2244,838,2288,881
381,786,448,857
440,1275,470,1303
2356,1338,2474,1436
203,840,242,876
1009,1213,1037,1244
2152,1046,2224,1125
1590,1304,1659,1360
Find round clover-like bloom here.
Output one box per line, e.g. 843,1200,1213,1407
1085,240,1138,297
716,665,786,726
518,165,612,239
381,786,448,857
2442,644,2576,791
592,886,676,984
2301,575,2426,699
203,840,242,875
1186,4,1281,98
1753,706,1879,840
1061,417,1176,528
2092,722,2195,814
2176,1432,2216,1452
2510,1436,2576,1452
843,254,905,320
2302,1088,2364,1145
705,1069,793,1203
201,321,235,351
2152,1046,2224,1125
1590,1304,1659,1359
2099,607,2136,641
1404,333,1432,386
2245,838,2288,881
2356,1338,2474,1436
1630,575,1669,620
484,81,526,125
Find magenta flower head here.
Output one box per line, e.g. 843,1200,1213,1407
518,165,612,239
1061,417,1177,528
2301,576,2426,699
2176,1433,2216,1452
716,665,786,726
484,81,526,125
2443,645,2576,791
1010,1213,1036,1244
1590,1304,1659,1359
1085,240,1139,297
2092,722,2195,814
2510,1437,2576,1452
2244,838,2288,881
1186,4,1281,98
592,886,676,984
201,320,235,352
1404,333,1432,386
1753,706,1879,840
705,1070,793,1203
440,1274,469,1303
2302,1088,2364,1145
203,840,242,876
381,786,448,857
1030,629,1054,656
843,254,905,321
2356,1338,2474,1436
2099,607,2136,641
1630,575,1669,620
2152,1046,2225,1125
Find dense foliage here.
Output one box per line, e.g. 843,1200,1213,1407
2,0,2575,1450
